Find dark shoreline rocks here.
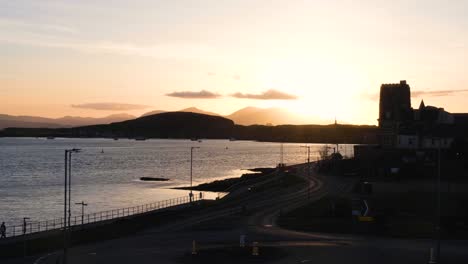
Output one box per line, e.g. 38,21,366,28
173,167,274,192
247,167,275,174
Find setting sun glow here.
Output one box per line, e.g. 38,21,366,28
1,1,468,125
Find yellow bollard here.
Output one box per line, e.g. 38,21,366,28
252,241,259,256
192,240,197,255
240,235,246,248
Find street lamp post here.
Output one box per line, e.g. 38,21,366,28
190,147,200,202
436,144,441,262
63,148,80,264
75,201,88,226
63,150,68,263
68,151,71,229
425,143,442,264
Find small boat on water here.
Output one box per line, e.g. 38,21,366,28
135,137,147,141
140,177,169,182
113,137,119,141
46,136,55,140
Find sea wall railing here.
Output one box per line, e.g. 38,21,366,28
4,193,206,238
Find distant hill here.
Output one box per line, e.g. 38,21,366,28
54,113,135,126
140,107,220,117
0,119,63,130
72,112,234,139
143,106,318,125
140,110,166,117
226,107,320,125
0,113,135,130
179,107,220,116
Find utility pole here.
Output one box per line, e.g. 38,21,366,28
190,147,200,202
75,201,88,225
279,143,284,167
300,145,311,176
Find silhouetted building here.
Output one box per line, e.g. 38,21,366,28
376,80,461,149
378,80,413,148
355,80,468,178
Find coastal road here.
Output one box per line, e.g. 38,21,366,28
10,163,468,263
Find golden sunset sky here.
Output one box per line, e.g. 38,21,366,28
1,0,468,124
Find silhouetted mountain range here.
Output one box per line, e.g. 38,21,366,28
1,112,378,144
140,107,220,118
1,106,323,130
226,106,319,125
142,106,322,125
0,113,135,130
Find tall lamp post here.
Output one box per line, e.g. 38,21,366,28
436,144,441,262
301,145,312,199
425,142,442,264
75,201,88,225
190,147,200,202
63,148,80,264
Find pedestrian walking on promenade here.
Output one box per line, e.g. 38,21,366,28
0,222,6,238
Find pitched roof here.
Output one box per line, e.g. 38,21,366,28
419,99,425,109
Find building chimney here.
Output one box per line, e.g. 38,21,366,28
400,80,407,85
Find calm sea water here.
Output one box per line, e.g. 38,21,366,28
0,138,354,225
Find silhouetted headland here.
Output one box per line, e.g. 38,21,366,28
0,111,378,144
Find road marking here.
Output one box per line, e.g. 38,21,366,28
33,251,59,264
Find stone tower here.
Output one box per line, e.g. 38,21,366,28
378,80,413,147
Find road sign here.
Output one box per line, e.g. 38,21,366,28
351,199,370,217
362,199,369,216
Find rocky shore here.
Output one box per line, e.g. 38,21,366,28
173,167,275,192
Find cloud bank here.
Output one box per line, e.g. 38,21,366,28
231,89,297,100
366,89,468,101
71,102,150,111
411,89,468,97
166,90,220,99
